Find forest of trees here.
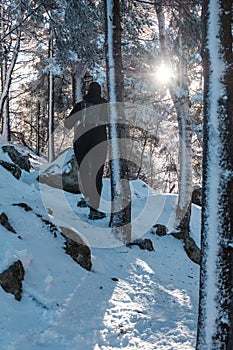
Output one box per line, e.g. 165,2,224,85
0,0,203,186
0,0,203,236
0,1,232,348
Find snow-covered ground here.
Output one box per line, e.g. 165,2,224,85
0,144,200,350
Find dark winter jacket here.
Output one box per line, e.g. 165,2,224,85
64,82,108,143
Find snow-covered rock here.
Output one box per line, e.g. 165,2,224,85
2,144,31,172
0,160,22,179
38,148,81,194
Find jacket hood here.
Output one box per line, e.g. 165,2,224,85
84,82,105,105
87,82,101,96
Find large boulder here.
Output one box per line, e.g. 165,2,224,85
38,149,80,194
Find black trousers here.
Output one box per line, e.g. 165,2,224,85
74,125,107,210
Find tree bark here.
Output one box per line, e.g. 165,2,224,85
105,0,131,244
2,97,10,141
154,1,192,237
48,29,55,162
71,62,87,105
0,29,21,140
196,1,233,349
36,100,40,156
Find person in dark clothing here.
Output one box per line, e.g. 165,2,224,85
64,82,108,220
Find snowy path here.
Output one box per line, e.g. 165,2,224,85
0,151,200,350
11,236,198,350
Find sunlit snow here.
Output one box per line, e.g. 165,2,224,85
0,143,200,350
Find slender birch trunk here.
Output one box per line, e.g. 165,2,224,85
105,0,131,244
196,0,233,348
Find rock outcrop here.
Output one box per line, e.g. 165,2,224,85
151,224,168,236
0,160,21,179
38,149,80,194
2,145,31,172
127,238,154,251
0,260,25,301
0,212,16,233
183,236,201,265
60,226,92,271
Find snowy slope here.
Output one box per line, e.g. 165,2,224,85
0,144,200,350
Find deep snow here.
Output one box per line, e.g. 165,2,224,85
0,144,200,350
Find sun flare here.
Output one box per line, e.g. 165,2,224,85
155,63,173,85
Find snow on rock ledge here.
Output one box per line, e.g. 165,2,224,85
38,149,81,194
2,145,31,172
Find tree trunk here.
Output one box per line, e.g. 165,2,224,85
36,100,40,156
48,31,55,162
154,2,192,237
196,1,233,349
105,0,131,244
71,63,86,104
2,96,10,141
0,30,21,140
172,90,192,238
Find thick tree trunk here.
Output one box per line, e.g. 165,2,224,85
196,1,233,349
105,0,131,244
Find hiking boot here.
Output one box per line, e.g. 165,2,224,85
88,208,106,220
77,198,89,208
